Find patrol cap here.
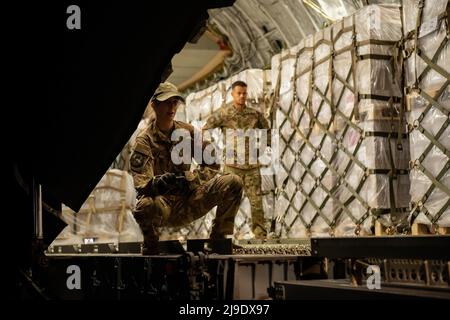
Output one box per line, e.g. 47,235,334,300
152,82,185,103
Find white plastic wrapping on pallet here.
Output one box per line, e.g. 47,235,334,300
51,169,142,246
407,93,450,226
333,4,408,233
403,0,450,228
271,45,299,231
286,126,338,238
335,120,410,235
403,0,449,91
272,4,407,237
162,68,274,240
332,4,408,233
272,43,339,237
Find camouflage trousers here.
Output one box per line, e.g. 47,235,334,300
133,173,243,246
223,166,266,238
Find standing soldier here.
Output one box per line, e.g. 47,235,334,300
203,81,271,239
130,82,243,255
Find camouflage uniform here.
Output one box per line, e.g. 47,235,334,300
203,103,270,238
130,119,243,250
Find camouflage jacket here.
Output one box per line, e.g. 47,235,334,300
130,119,220,198
203,103,271,170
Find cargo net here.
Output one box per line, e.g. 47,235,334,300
159,69,275,240
403,0,450,230
272,4,410,238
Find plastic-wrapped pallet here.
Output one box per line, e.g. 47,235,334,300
331,5,410,235
272,44,319,237
272,4,409,237
403,0,450,231
163,68,273,240
51,169,142,247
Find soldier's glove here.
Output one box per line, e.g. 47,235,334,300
169,173,190,196
142,172,189,197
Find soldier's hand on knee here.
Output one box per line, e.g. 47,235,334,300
153,172,178,195
144,172,190,196
140,173,176,196
172,174,190,195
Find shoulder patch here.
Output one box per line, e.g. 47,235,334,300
131,141,152,171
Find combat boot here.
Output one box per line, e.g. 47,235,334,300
133,211,160,255
208,232,243,253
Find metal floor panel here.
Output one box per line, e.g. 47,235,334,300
275,279,450,300
311,235,450,259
